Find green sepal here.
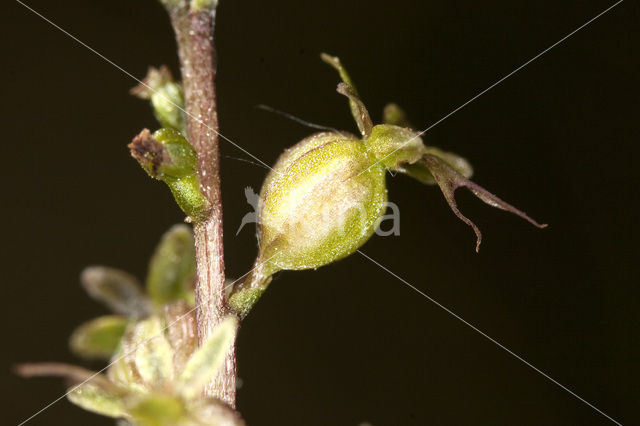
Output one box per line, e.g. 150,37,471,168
130,316,175,388
383,103,411,128
131,66,186,135
146,224,196,307
67,381,126,419
403,147,473,185
365,124,425,170
127,394,184,426
320,53,358,94
69,315,128,360
129,128,210,220
321,53,373,137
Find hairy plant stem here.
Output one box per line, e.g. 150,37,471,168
167,3,236,406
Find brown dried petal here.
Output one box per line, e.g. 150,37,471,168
422,154,547,252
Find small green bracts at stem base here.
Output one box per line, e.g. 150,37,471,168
16,223,246,424
129,128,210,221
228,53,546,318
66,225,198,362
17,315,244,426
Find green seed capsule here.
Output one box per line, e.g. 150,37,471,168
228,53,546,317
258,131,387,273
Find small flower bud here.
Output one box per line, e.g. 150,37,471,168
366,124,425,170
383,103,411,127
129,128,210,220
131,66,186,135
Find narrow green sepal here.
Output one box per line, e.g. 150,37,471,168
366,124,424,169
67,381,126,419
129,316,175,388
146,224,196,306
15,363,126,418
320,53,358,94
383,103,412,128
129,128,210,220
127,394,184,425
70,315,128,360
132,66,186,135
321,53,373,137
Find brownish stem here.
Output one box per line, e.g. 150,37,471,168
168,3,236,406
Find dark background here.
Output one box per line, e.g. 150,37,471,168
3,0,638,425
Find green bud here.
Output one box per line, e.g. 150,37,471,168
129,128,210,221
366,124,425,170
131,66,186,135
383,103,411,127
